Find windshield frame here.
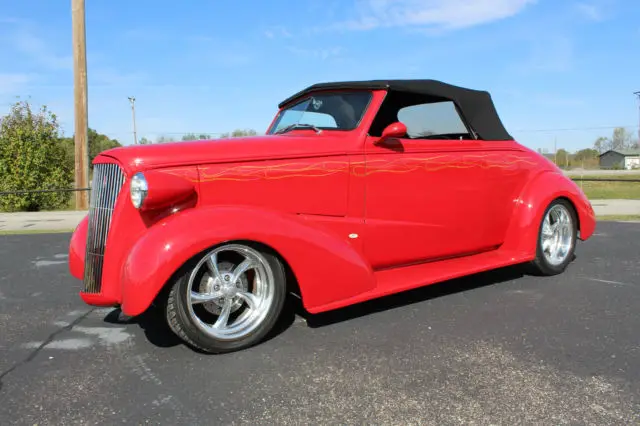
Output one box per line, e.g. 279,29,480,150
267,90,374,135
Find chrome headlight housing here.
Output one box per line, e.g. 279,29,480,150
130,172,148,209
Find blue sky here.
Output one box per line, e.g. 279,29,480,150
1,0,638,152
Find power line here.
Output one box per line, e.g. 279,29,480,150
513,124,639,133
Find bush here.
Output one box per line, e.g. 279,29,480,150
0,100,73,212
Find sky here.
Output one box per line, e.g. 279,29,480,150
0,0,639,152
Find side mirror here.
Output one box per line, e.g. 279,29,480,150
381,122,407,139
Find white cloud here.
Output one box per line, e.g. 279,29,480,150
13,31,72,70
288,46,344,60
576,2,603,20
532,93,586,107
121,28,213,43
0,73,32,95
91,68,147,87
264,26,292,39
334,0,537,32
512,35,574,74
574,0,613,21
0,17,20,24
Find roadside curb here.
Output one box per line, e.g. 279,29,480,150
0,210,87,232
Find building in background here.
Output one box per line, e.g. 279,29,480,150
598,149,640,169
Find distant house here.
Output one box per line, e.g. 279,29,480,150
598,149,640,170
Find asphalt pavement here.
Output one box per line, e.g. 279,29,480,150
0,222,639,424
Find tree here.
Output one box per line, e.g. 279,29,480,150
219,129,258,138
573,148,599,162
88,128,121,159
156,135,176,143
182,133,212,141
0,100,72,212
593,136,608,154
59,128,122,173
139,137,152,145
611,127,632,151
555,148,570,168
593,128,635,153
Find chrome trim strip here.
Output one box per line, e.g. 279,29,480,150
83,163,126,294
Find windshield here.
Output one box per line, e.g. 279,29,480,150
268,91,372,134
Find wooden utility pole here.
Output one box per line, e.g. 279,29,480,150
72,0,89,210
128,96,138,144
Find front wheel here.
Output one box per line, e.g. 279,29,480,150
528,198,577,276
165,243,286,353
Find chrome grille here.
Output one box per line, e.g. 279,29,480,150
83,163,126,293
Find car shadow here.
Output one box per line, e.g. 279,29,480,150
296,264,526,328
101,264,528,349
101,296,298,350
103,305,183,348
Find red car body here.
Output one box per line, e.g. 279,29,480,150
69,80,596,320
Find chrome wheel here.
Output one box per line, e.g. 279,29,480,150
540,204,574,266
186,244,275,341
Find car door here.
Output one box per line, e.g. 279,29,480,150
362,99,505,270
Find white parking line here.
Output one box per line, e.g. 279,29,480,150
582,277,635,287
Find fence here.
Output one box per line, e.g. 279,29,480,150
0,187,91,196
571,178,640,182
0,187,92,212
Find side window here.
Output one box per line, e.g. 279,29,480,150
397,101,469,139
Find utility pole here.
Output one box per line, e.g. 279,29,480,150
72,0,89,210
554,137,557,165
128,96,138,145
634,91,640,144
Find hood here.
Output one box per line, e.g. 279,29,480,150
97,133,351,173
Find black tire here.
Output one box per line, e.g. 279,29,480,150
528,198,578,276
165,243,286,354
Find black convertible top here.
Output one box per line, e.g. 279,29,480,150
278,79,513,141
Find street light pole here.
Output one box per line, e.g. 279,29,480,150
128,96,138,145
634,91,640,144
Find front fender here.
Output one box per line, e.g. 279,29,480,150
69,215,89,280
120,206,375,316
502,171,596,256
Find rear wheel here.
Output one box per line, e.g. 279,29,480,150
529,199,577,276
165,243,286,353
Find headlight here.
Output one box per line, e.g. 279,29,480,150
130,172,148,209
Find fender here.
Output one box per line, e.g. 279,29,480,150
501,170,596,256
120,206,375,316
69,215,89,280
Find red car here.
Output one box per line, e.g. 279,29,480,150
69,79,596,353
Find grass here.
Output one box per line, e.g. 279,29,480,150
0,228,74,235
595,214,640,222
571,174,640,200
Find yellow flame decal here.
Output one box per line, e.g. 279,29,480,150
183,153,537,183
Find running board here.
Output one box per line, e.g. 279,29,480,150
307,249,532,314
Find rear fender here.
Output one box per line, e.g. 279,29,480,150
501,171,596,256
120,206,374,316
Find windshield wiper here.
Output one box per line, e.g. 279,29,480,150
275,123,322,135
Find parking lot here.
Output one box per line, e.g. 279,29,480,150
1,221,639,425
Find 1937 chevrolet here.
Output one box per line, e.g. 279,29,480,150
68,79,596,353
